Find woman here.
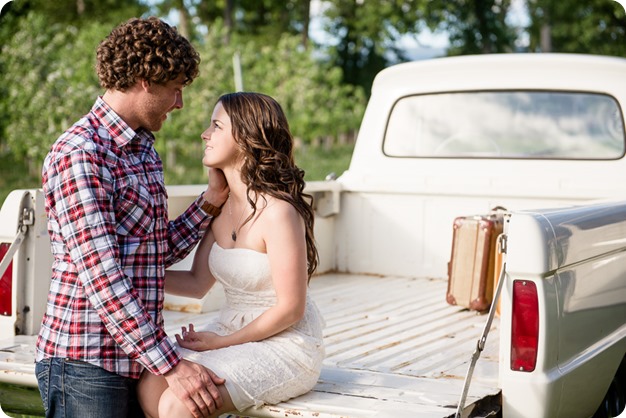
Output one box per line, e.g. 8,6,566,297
138,92,325,418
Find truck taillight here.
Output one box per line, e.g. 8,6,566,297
0,243,12,316
511,280,538,372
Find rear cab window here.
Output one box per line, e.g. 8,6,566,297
383,91,625,160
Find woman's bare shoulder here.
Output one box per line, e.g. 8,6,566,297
257,196,302,228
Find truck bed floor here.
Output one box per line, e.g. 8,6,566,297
0,273,501,417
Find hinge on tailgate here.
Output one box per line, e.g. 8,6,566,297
498,213,512,255
0,208,34,279
20,208,35,229
497,233,507,255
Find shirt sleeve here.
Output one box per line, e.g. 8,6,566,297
164,193,213,268
50,148,181,375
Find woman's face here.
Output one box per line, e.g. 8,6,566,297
201,101,240,169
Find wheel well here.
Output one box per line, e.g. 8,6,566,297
592,353,626,418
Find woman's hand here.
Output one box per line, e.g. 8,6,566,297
176,324,227,352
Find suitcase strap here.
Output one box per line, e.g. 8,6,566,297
455,233,507,418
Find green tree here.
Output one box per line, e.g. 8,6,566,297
321,0,427,95
527,0,626,55
2,0,147,29
0,12,110,172
195,0,312,45
0,0,147,171
150,0,196,40
157,22,366,185
425,0,516,55
0,0,365,185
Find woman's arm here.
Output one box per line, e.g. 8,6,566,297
165,227,217,299
178,200,308,350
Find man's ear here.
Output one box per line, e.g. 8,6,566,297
140,79,151,92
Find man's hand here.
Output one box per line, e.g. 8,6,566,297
203,167,229,207
164,359,225,418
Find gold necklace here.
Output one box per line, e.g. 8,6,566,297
228,193,246,241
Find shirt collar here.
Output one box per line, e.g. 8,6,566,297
91,96,155,148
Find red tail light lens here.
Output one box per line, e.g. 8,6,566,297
0,242,12,316
511,280,539,372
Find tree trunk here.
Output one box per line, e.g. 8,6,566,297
224,0,234,44
540,23,552,52
302,0,310,47
174,0,191,39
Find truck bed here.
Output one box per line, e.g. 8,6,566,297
0,273,500,417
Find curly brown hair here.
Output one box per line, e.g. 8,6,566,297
96,17,200,91
218,92,319,280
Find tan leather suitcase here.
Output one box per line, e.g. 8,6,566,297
446,208,505,311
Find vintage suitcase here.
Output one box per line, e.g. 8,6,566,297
446,208,505,311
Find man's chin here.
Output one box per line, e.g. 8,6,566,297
149,121,164,132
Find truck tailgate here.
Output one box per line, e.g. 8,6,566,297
0,273,500,417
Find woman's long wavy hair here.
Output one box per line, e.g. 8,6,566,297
218,92,318,280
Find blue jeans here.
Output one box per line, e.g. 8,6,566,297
35,358,145,418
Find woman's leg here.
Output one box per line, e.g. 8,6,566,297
137,371,169,418
158,383,236,418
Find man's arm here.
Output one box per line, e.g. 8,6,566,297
165,168,228,267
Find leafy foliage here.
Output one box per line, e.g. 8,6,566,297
1,0,626,193
0,5,365,186
157,22,365,183
527,0,626,55
425,0,517,55
0,12,108,169
321,0,428,94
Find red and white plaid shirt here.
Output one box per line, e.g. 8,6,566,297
36,97,211,379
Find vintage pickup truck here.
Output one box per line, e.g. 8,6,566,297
1,53,625,418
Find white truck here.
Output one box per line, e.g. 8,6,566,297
1,53,625,418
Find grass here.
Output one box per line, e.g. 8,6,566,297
296,142,354,181
0,383,44,417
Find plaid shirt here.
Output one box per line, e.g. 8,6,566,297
36,97,212,379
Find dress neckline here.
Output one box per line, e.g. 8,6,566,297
213,241,267,255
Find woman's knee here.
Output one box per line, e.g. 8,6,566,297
137,371,168,418
159,385,235,418
159,388,193,418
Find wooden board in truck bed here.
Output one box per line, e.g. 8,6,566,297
0,273,500,417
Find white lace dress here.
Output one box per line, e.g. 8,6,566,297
178,242,325,412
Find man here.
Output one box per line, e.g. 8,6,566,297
35,17,227,418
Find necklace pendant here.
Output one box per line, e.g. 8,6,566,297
231,230,237,241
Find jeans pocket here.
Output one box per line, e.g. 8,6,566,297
35,359,50,412
62,360,134,418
